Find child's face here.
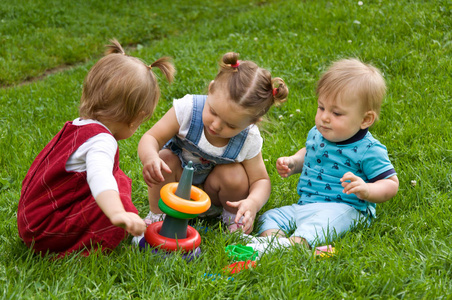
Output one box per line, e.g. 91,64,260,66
203,89,254,140
315,95,369,143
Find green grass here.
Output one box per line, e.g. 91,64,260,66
0,0,256,87
1,0,452,298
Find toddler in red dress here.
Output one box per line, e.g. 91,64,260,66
17,39,175,257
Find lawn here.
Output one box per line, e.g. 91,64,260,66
1,0,452,298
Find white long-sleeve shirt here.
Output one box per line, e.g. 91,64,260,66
65,118,118,198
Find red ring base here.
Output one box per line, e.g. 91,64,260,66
144,221,201,252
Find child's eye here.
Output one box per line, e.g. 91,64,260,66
227,124,236,129
318,106,325,111
210,108,217,116
333,112,342,116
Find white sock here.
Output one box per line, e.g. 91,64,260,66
246,237,291,258
242,233,282,244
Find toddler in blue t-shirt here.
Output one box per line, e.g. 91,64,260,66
247,58,399,253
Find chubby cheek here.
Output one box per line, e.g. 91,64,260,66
314,113,321,127
202,112,211,126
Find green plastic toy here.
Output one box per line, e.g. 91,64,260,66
225,244,258,262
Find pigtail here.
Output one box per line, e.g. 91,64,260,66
81,38,175,126
271,77,289,106
105,39,126,55
150,57,175,83
219,52,240,72
104,38,175,83
210,51,288,121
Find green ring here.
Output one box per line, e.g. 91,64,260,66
158,199,198,219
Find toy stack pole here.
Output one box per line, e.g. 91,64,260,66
158,161,194,239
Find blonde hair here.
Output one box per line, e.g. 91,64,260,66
209,52,288,121
316,58,386,118
79,39,175,125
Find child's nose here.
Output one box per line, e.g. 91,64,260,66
321,111,330,122
212,118,222,130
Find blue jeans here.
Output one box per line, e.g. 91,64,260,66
257,202,370,247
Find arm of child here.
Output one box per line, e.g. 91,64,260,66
226,153,271,234
138,107,180,187
276,147,306,178
83,140,146,236
95,190,145,236
340,172,399,203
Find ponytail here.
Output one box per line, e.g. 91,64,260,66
150,57,175,84
219,52,240,72
271,77,289,106
105,39,126,55
80,39,175,125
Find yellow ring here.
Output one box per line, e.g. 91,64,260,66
160,182,211,214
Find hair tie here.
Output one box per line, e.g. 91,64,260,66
231,61,240,68
272,88,278,96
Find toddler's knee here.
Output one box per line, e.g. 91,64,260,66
159,149,180,169
220,168,248,190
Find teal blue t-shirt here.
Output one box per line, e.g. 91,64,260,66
296,126,396,217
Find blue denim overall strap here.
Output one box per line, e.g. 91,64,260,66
165,95,250,184
187,95,250,159
185,95,205,147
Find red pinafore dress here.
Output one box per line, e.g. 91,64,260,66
17,121,137,256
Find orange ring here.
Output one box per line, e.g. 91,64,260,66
160,182,211,214
144,221,201,252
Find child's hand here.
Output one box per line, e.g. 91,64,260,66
110,212,146,236
142,158,172,187
276,157,295,178
226,199,258,234
340,172,370,200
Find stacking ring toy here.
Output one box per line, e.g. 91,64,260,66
145,221,201,252
158,199,198,219
160,182,210,214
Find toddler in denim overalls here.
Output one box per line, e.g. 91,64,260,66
165,95,250,185
138,52,289,233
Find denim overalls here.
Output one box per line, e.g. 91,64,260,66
165,95,249,185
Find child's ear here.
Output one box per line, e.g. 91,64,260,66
361,111,377,129
251,116,263,125
208,80,214,93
